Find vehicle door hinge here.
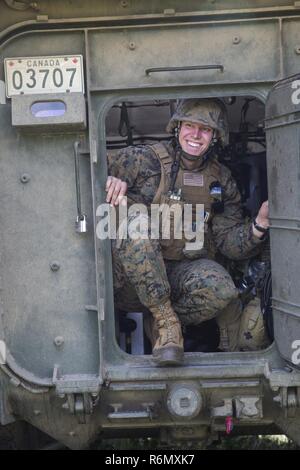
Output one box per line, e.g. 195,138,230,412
61,392,99,424
53,365,101,423
273,386,300,418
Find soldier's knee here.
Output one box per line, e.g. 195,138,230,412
216,282,238,311
188,273,238,313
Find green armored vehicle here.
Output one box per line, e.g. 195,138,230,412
0,0,300,449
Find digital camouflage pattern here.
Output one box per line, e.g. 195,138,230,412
166,98,229,145
109,141,265,329
165,258,238,325
112,222,238,326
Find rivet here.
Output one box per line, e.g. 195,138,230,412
233,36,241,45
69,431,76,437
33,409,41,416
120,0,128,7
295,45,300,55
129,42,136,50
54,336,64,347
20,173,30,184
50,261,60,272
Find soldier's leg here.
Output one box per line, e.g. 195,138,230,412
237,297,270,351
166,258,238,326
217,297,271,352
112,212,183,365
215,298,243,352
165,258,269,352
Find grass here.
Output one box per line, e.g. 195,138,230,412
91,434,299,450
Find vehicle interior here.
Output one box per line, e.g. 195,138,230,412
105,96,273,356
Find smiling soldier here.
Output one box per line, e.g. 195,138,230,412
106,98,270,366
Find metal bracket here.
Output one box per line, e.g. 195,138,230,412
211,398,233,418
234,396,263,419
108,402,155,420
52,365,101,395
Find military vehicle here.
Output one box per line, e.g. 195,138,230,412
0,0,300,450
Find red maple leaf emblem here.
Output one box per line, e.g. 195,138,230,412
9,61,14,67
72,58,78,64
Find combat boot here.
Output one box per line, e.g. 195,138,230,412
149,300,184,366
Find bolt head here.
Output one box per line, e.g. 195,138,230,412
20,173,30,184
54,336,64,347
50,262,60,272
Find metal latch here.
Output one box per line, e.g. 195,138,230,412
74,141,88,233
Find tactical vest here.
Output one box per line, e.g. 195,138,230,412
149,142,222,260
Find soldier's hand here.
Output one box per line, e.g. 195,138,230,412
256,200,269,227
106,176,128,206
253,200,269,238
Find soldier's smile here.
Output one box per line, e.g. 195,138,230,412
179,121,213,157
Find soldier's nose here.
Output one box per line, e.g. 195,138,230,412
192,128,201,139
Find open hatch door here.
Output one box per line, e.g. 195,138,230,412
265,73,300,367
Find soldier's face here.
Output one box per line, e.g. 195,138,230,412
178,121,213,157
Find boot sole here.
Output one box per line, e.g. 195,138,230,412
153,347,184,366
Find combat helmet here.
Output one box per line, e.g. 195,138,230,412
167,98,229,146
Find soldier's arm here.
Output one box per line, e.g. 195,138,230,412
106,147,141,205
212,166,267,260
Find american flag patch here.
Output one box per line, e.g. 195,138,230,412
183,173,204,187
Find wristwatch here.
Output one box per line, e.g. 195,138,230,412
253,217,269,235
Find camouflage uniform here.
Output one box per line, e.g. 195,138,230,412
108,141,265,333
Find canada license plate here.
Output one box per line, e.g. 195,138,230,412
4,55,84,97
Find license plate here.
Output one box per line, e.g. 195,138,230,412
4,55,84,97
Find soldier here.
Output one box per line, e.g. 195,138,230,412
106,98,270,366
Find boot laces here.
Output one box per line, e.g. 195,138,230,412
156,304,178,344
